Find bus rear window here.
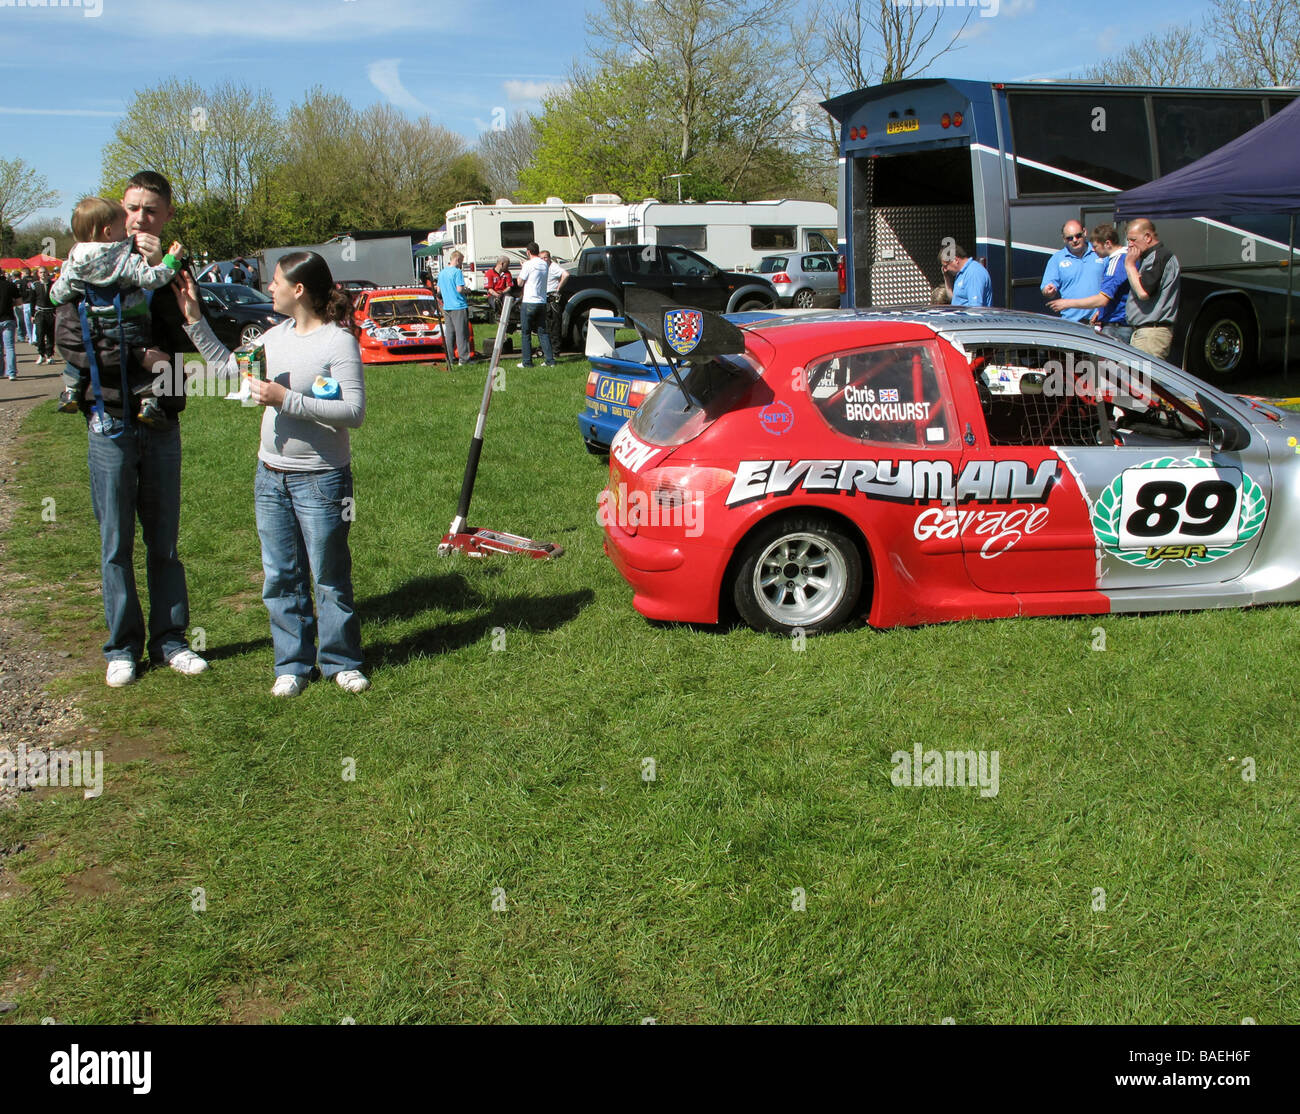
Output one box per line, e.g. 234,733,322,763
1009,93,1152,193
630,356,760,447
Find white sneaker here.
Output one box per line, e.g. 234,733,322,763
272,674,307,697
106,660,136,687
168,649,209,675
334,669,370,693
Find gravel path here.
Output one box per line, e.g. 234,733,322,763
0,342,89,808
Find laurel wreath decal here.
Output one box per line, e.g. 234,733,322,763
1092,456,1267,568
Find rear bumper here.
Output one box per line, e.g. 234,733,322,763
603,520,722,624
578,403,632,451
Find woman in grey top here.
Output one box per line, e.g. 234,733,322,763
174,252,370,696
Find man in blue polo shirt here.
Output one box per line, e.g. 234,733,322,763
437,250,472,365
1041,219,1103,322
939,241,992,306
1048,223,1131,342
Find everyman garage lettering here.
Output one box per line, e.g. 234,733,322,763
724,457,1060,506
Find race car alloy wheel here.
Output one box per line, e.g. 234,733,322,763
733,516,863,632
239,324,265,347
792,288,816,309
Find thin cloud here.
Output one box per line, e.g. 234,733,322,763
503,79,568,102
367,59,430,113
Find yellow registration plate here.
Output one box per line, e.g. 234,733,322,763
886,118,919,135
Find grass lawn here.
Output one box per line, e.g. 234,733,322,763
1,336,1297,1024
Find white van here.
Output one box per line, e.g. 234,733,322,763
442,197,625,291
606,199,838,273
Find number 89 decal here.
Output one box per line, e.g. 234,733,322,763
1092,457,1268,567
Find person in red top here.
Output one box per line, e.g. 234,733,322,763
483,256,517,325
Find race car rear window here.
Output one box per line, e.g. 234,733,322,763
630,355,761,447
806,341,954,447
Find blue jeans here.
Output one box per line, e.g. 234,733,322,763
254,462,362,678
0,317,14,377
19,303,32,342
87,412,191,664
519,301,554,366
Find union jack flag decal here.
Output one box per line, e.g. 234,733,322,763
664,308,704,356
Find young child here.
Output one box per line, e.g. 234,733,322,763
52,196,183,425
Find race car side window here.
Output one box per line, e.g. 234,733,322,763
805,341,954,447
967,344,1207,448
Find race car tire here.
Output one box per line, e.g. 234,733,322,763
732,516,863,633
792,288,816,309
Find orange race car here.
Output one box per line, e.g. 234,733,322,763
351,285,474,364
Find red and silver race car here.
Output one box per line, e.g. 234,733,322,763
601,298,1299,632
352,286,473,364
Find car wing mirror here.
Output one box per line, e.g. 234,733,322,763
1198,392,1250,453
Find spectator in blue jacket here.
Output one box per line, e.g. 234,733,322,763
940,242,992,307
1041,220,1104,322
437,250,472,365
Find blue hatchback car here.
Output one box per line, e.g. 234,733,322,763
579,310,787,453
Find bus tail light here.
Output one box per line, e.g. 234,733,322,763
941,113,951,128
953,111,964,127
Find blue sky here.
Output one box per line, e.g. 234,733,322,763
1,0,1210,228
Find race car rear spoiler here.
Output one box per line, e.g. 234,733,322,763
622,287,748,364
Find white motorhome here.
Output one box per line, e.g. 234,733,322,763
606,199,839,272
443,197,626,291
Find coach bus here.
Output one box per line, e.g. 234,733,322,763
822,79,1299,378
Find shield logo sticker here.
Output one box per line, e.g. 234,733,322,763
664,308,704,356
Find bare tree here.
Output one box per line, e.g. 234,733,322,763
1078,24,1209,86
0,157,58,229
823,0,971,91
476,113,539,200
801,0,971,158
1205,0,1300,86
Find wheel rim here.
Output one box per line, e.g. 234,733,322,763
240,326,264,347
1202,318,1244,375
793,289,814,308
751,532,848,626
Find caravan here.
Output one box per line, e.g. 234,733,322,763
606,199,838,273
443,197,625,291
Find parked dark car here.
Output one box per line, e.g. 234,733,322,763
198,283,288,348
555,245,777,350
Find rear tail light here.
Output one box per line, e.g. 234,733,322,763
646,465,735,512
464,261,476,271
586,370,599,397
837,256,846,295
627,378,660,409
770,272,791,285
953,111,963,127
941,113,951,129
